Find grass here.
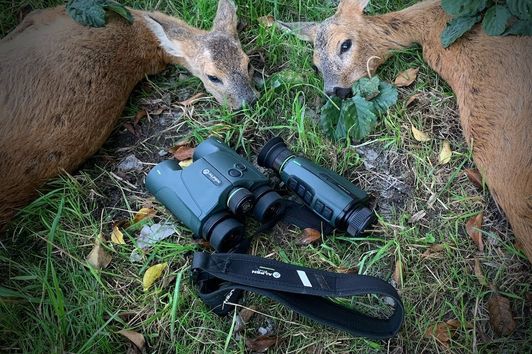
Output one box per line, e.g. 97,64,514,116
1,0,531,353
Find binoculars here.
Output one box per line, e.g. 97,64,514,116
146,137,375,251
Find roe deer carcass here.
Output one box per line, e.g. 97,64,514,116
280,0,532,261
0,0,258,229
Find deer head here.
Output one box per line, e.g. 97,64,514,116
278,0,386,98
144,0,259,109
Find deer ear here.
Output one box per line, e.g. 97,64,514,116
276,21,317,42
143,15,186,61
337,0,370,16
212,0,238,38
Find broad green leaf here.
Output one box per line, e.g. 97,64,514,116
372,81,398,114
506,0,532,20
67,0,106,27
505,19,532,35
441,0,487,17
269,70,305,89
348,95,377,142
440,15,481,48
482,5,512,36
333,99,357,141
104,0,133,24
319,97,342,138
352,76,380,100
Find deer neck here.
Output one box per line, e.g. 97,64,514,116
363,1,446,58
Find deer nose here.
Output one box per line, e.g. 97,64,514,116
333,87,352,99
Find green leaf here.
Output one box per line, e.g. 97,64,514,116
441,0,487,17
104,0,133,24
319,97,342,138
333,99,356,141
372,81,398,114
352,76,380,100
440,15,481,48
505,19,532,35
67,0,106,27
482,5,512,36
506,0,532,20
348,95,377,142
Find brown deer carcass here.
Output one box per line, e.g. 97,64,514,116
0,0,258,228
280,0,532,260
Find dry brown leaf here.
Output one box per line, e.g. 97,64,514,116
464,168,483,188
297,228,321,245
133,110,147,125
474,257,487,286
258,15,275,27
171,145,195,161
446,319,461,329
178,92,205,106
411,125,430,142
133,207,155,224
395,67,419,87
466,213,484,252
392,259,405,287
86,235,112,269
245,336,278,353
421,244,445,258
239,306,256,323
406,93,422,107
178,159,193,168
111,225,125,244
336,266,359,274
424,322,456,347
123,122,139,137
487,295,516,336
143,263,167,291
118,330,145,350
439,140,452,164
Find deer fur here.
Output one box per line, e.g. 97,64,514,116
0,0,258,228
281,0,532,261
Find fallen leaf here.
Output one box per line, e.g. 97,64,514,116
258,15,275,27
439,140,452,164
411,125,430,142
474,257,487,286
395,67,419,87
487,295,516,336
446,319,461,329
132,207,155,224
392,259,405,287
111,225,125,244
133,110,147,125
464,168,483,188
177,92,205,106
178,159,193,168
296,228,321,245
336,266,359,274
143,263,168,291
406,93,422,107
239,306,256,323
86,235,112,269
123,122,139,137
466,213,484,252
408,210,426,223
118,330,145,350
130,223,176,262
171,146,195,161
245,336,278,353
424,322,456,347
421,244,445,258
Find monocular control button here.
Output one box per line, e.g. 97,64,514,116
322,207,333,220
304,191,313,204
297,185,306,197
228,168,242,177
287,178,298,190
234,163,247,171
314,200,324,213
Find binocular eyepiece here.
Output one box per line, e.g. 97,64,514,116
258,137,376,238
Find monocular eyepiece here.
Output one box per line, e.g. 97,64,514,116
227,187,255,216
257,137,293,172
344,207,376,237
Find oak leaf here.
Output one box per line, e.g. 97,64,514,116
297,228,321,245
395,68,419,87
466,213,484,251
487,295,516,336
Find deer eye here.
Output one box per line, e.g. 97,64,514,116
207,75,222,84
340,39,352,55
312,64,319,74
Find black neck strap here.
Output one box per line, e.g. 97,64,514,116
192,252,404,339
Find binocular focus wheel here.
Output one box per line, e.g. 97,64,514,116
253,190,285,223
209,217,245,252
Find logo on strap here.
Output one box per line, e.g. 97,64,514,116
252,266,281,279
